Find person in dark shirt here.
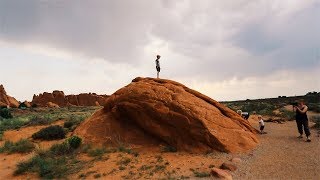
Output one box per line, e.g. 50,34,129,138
294,100,311,142
155,55,161,78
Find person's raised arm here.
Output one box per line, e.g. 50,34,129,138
296,105,308,113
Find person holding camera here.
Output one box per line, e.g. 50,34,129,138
294,100,311,142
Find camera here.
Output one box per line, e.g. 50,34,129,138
290,102,298,106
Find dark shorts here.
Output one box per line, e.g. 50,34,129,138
156,66,160,72
242,114,250,120
260,126,265,131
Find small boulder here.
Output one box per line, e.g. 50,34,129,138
231,157,242,164
220,162,237,171
211,168,233,180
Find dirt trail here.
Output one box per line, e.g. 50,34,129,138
234,115,320,179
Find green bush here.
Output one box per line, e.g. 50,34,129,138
26,116,51,126
63,121,74,129
0,139,35,154
63,115,87,132
15,154,71,179
88,148,106,157
68,136,82,149
0,118,25,137
308,103,320,113
0,108,13,119
18,103,28,109
32,125,66,140
193,171,210,178
14,139,85,178
279,109,295,120
311,115,320,129
50,142,73,155
161,145,177,153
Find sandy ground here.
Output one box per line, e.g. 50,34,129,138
0,115,319,179
70,150,230,179
233,115,320,180
0,120,68,180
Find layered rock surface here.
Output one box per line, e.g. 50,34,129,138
32,91,109,107
0,85,20,108
75,77,258,153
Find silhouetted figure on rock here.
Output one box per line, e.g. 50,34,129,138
155,55,161,78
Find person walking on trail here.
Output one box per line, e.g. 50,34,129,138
294,100,311,142
155,55,161,78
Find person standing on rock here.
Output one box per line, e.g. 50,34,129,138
155,55,161,78
294,100,311,142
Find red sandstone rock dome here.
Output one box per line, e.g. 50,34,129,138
74,77,258,153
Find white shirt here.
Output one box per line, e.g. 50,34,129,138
241,112,249,116
259,119,265,126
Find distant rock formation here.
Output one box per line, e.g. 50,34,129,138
47,102,60,108
32,90,109,107
0,85,20,108
19,101,32,108
74,77,258,153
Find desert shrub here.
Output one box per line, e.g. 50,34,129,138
68,136,82,149
80,144,92,153
117,157,131,166
63,115,87,131
15,154,71,178
311,115,320,129
18,103,28,109
32,125,66,140
14,140,84,178
0,108,13,119
25,116,51,126
0,139,35,154
308,103,320,113
48,136,82,156
94,173,101,178
50,142,73,155
161,145,177,153
88,148,106,157
279,109,295,120
63,121,74,129
0,118,25,137
193,171,210,178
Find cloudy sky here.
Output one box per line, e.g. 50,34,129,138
0,0,319,101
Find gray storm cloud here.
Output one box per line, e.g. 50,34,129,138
0,0,319,81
